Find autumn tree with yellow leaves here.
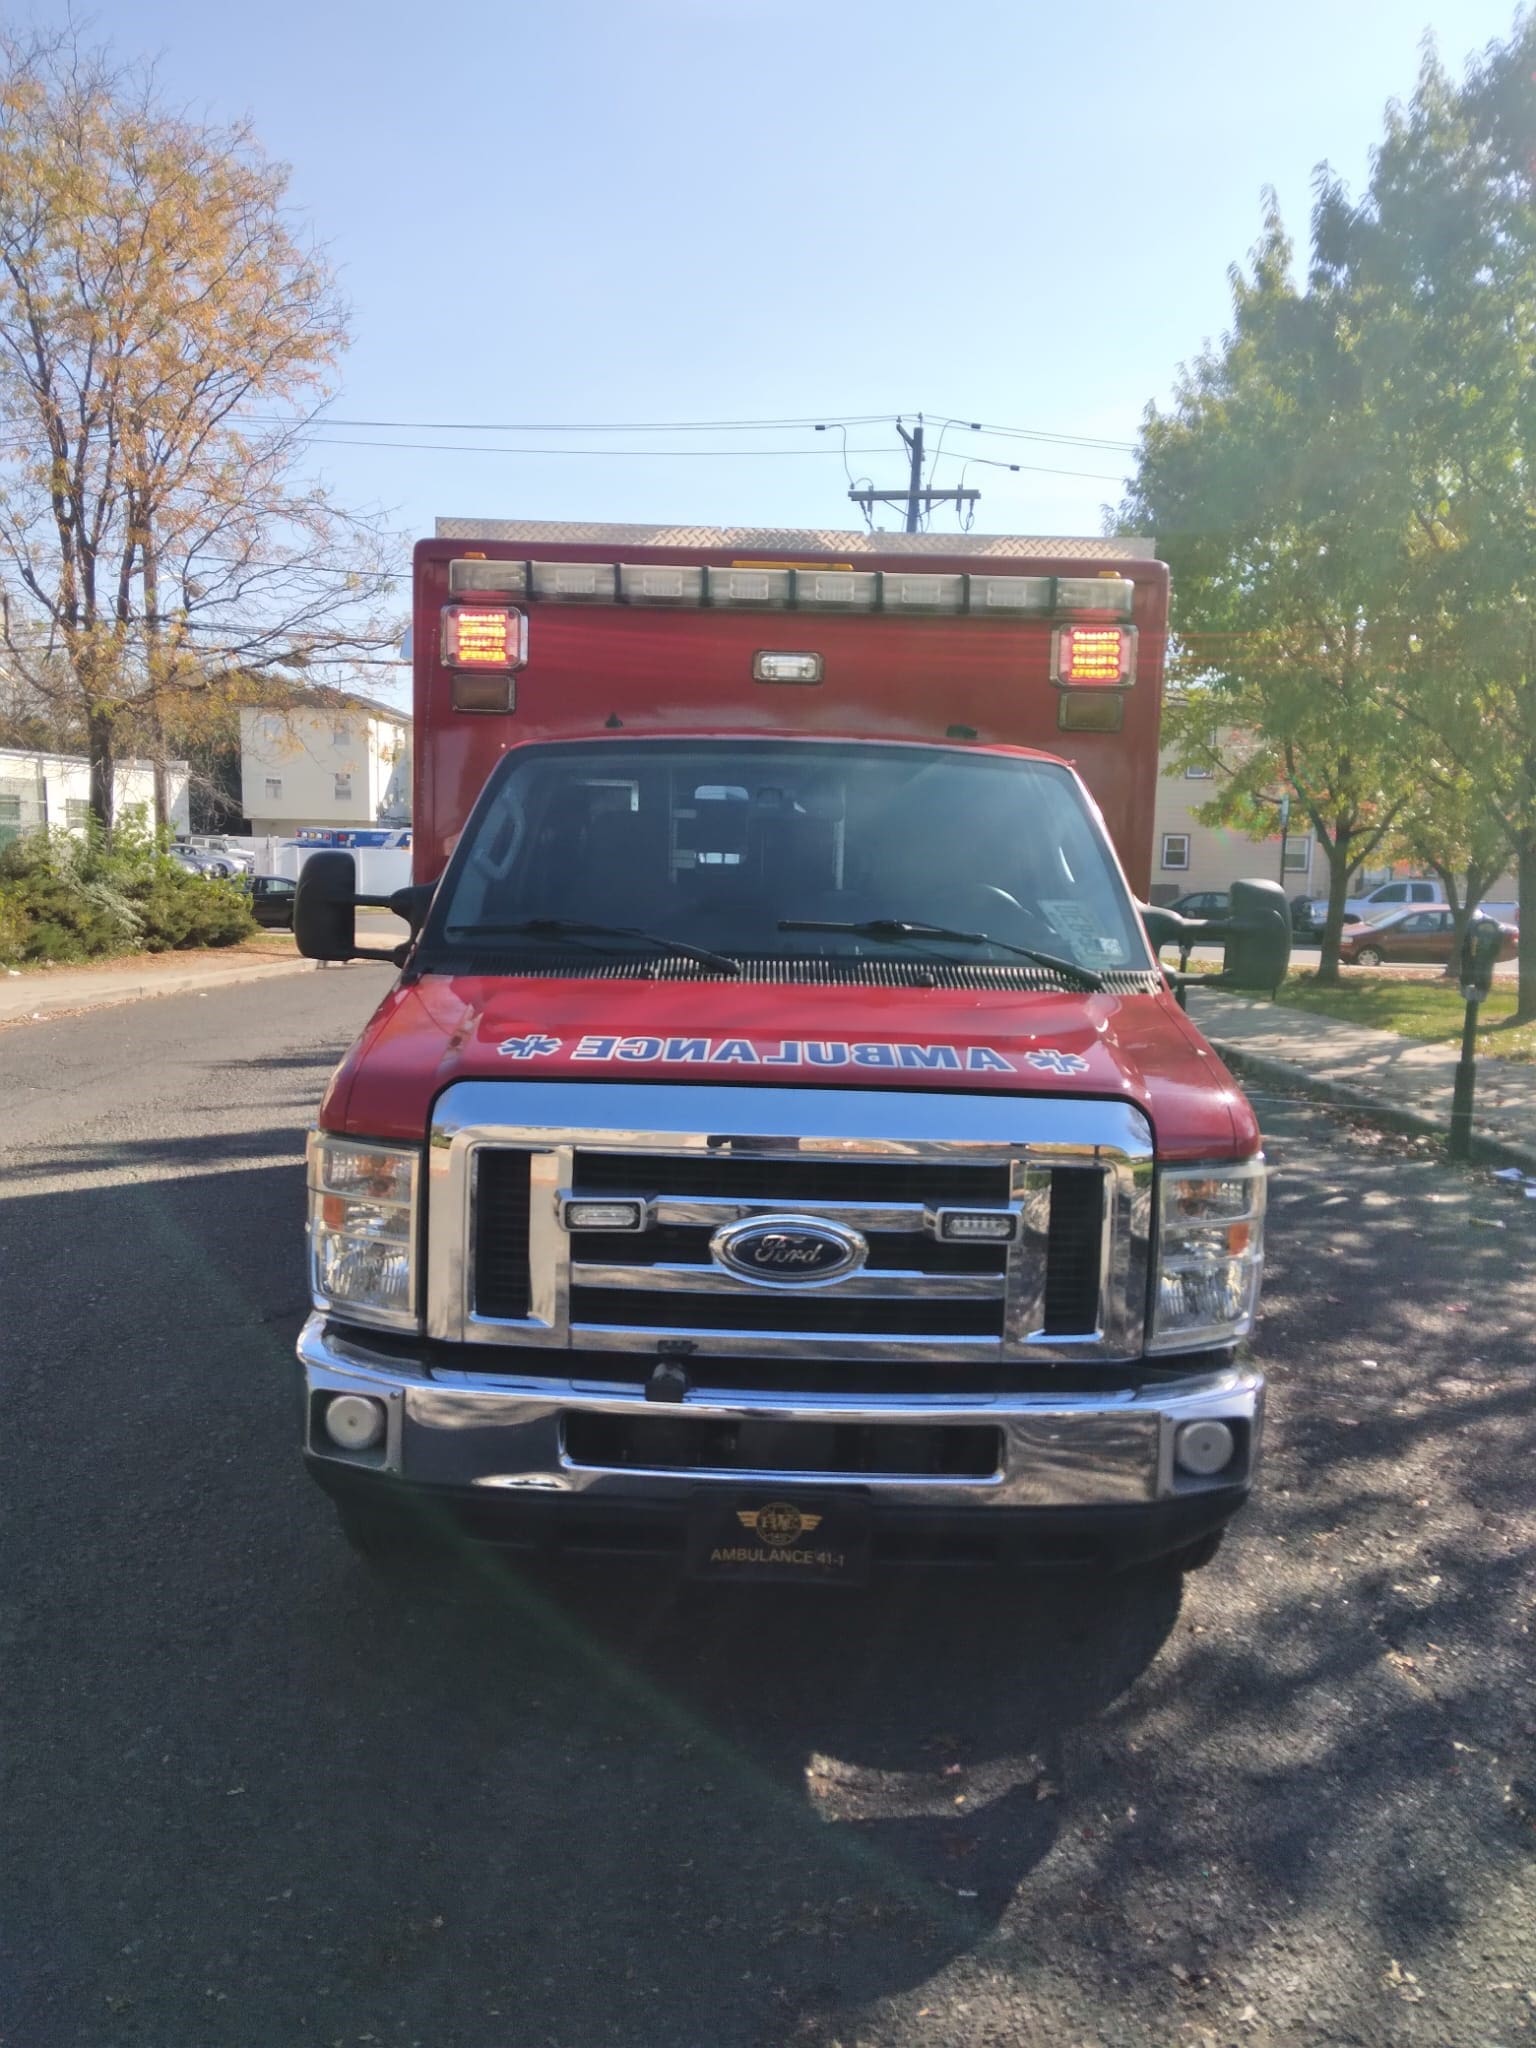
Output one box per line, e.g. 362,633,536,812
0,27,399,828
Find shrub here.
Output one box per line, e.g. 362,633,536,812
126,871,256,950
0,885,31,964
0,821,256,961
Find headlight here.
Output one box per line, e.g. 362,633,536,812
307,1133,420,1330
1148,1159,1265,1352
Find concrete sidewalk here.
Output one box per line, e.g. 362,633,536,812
1189,988,1536,1169
0,949,317,1025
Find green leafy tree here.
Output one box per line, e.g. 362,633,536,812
1124,207,1414,983
1311,18,1536,1014
1379,769,1513,972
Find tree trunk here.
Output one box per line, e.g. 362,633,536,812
1432,862,1467,980
87,703,115,834
1313,843,1354,986
1438,861,1499,980
1511,836,1536,1023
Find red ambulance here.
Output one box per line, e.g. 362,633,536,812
294,520,1287,1584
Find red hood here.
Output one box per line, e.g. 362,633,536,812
320,974,1257,1161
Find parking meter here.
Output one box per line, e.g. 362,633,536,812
1459,914,1503,1004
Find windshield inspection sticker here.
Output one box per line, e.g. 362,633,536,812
496,1034,1093,1075
1039,900,1128,965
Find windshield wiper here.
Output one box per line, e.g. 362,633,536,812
442,917,740,975
777,918,1106,991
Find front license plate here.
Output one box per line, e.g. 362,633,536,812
686,1491,871,1587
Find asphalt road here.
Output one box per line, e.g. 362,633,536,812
3,972,1535,2048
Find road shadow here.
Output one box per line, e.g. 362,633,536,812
5,1097,1536,2048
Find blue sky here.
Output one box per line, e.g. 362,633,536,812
30,0,1526,550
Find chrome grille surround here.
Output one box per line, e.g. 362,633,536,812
427,1081,1153,1365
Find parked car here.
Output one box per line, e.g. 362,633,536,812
166,844,225,878
1301,878,1445,933
170,836,246,877
194,836,257,873
1338,905,1518,968
245,874,297,928
1167,889,1231,920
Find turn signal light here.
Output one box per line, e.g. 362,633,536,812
1053,625,1133,685
440,604,527,670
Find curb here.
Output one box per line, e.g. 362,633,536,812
0,954,319,1025
1210,1038,1536,1179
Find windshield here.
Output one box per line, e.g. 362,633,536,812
429,739,1152,975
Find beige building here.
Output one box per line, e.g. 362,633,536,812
1149,749,1320,903
240,698,410,837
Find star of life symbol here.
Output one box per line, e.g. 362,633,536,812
497,1032,562,1059
1026,1049,1091,1075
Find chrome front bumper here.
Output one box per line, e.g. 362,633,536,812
298,1314,1263,1516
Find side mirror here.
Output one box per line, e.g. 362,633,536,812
1140,879,1291,997
1460,913,1503,1003
388,881,437,935
1139,904,1187,954
1216,878,1292,993
294,851,359,960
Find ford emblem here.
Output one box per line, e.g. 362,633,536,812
710,1214,868,1288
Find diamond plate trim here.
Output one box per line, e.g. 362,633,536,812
432,518,1156,561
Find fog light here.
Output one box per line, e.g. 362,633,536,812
1175,1419,1235,1477
928,1208,1020,1243
561,1198,646,1232
324,1394,386,1451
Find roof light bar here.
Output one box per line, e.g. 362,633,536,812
1055,576,1135,618
531,560,618,603
969,575,1056,613
619,563,706,605
449,558,529,596
705,566,792,608
796,570,879,609
881,572,965,613
436,560,1140,619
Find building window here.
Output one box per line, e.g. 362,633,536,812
1282,834,1312,874
1184,764,1214,779
1160,833,1190,871
64,798,90,828
334,772,353,802
265,777,282,800
333,722,349,747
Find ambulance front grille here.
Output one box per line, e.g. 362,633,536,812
432,1079,1153,1367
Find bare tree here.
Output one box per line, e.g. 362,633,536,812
0,26,400,828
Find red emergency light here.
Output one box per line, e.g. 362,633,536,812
440,605,528,671
1052,625,1134,686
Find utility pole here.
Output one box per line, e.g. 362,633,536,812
847,415,979,530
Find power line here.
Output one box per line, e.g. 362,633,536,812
262,412,898,434
300,434,1128,479
242,406,1138,452
304,437,901,458
930,413,1138,453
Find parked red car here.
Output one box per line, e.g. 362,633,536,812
1338,905,1518,967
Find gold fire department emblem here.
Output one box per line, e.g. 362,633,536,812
737,1502,822,1548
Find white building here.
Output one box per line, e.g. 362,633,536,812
0,746,189,848
239,699,411,837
